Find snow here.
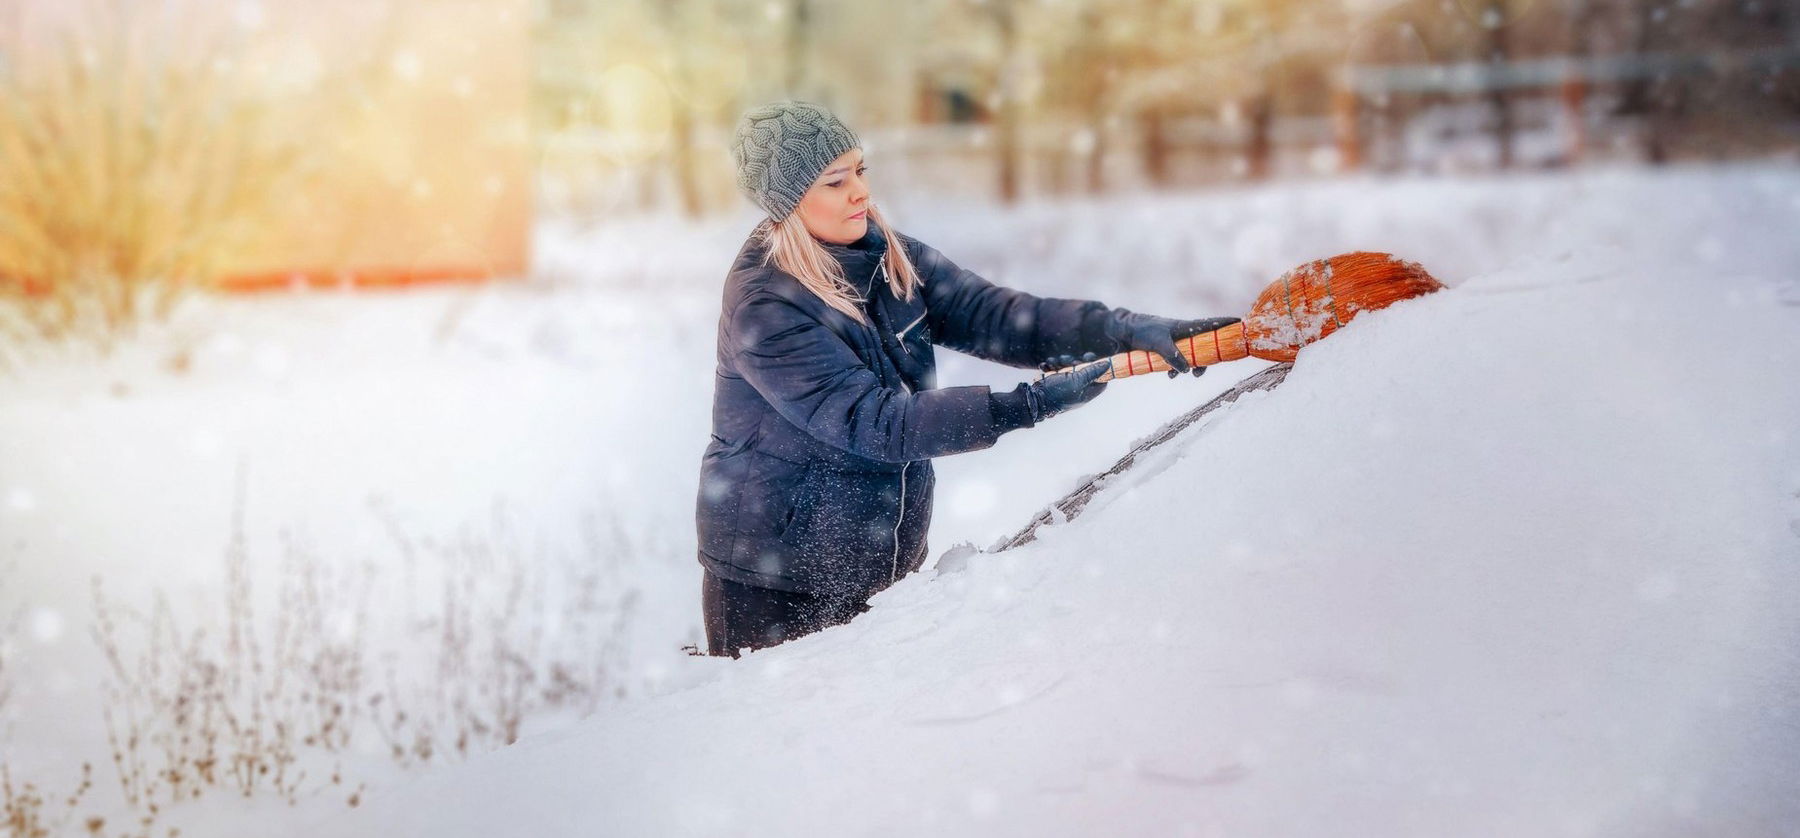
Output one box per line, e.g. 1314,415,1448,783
3,163,1800,836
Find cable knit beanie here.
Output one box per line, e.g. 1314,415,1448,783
731,101,860,222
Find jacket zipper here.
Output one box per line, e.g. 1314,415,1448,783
897,312,926,345
881,261,929,360
891,461,908,583
870,256,912,583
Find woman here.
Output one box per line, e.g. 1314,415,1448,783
698,101,1237,657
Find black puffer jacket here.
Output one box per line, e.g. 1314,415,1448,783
696,220,1121,601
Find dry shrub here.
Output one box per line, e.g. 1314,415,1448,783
364,499,641,768
0,0,359,354
86,472,647,825
89,475,329,820
2,762,94,838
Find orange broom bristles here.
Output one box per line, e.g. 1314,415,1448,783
1076,252,1445,382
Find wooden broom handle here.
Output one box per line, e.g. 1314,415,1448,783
1056,321,1250,382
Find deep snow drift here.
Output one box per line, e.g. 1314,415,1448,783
3,165,1798,836
305,188,1800,834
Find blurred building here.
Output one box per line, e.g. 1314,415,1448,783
6,0,1796,289
532,0,1800,219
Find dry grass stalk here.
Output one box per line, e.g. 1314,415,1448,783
0,565,16,719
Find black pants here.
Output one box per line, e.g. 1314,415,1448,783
701,570,870,658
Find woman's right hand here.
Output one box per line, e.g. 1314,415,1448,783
1028,358,1112,422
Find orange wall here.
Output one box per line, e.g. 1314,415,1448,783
229,0,532,291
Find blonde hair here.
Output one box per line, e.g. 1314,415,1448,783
759,204,920,324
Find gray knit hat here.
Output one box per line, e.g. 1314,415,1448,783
731,101,860,222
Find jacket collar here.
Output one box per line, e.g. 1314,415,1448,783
741,218,897,305
818,222,889,293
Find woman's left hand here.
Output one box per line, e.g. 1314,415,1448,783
1104,310,1242,377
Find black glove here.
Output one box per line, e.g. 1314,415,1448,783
1027,358,1112,423
1103,310,1242,377
1038,351,1100,373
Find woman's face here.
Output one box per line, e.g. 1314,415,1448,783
792,148,869,245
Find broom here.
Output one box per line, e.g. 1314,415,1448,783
1061,251,1445,381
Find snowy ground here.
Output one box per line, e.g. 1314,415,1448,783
2,164,1798,836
